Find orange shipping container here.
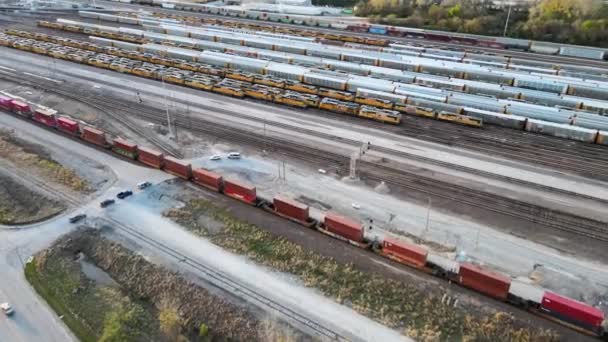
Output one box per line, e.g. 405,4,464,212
224,179,256,204
81,127,106,147
113,138,137,153
192,168,222,191
163,156,192,180
323,212,363,242
382,237,428,267
137,147,164,169
458,263,511,300
273,196,309,222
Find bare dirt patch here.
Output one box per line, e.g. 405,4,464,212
0,173,64,225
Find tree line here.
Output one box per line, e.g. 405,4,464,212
319,0,608,47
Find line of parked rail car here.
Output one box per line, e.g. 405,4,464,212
3,30,492,128
82,9,608,73
7,29,608,144
1,93,607,339
107,0,608,61
68,14,608,105
7,30,608,144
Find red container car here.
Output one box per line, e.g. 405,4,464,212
541,291,605,331
163,156,192,179
458,263,511,300
112,138,138,159
223,179,257,204
0,95,12,110
346,25,369,33
33,108,57,127
57,117,79,135
273,196,309,223
323,212,364,242
192,168,222,192
11,100,31,115
137,147,164,169
382,237,428,268
81,126,107,147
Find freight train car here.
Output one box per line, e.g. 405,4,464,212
113,138,138,159
223,179,257,205
6,30,608,143
2,94,607,340
192,168,223,192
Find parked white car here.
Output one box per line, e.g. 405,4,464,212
209,155,221,161
1,302,14,316
137,181,152,190
227,152,241,160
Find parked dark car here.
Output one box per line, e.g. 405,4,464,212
100,199,115,208
117,190,133,199
69,214,87,224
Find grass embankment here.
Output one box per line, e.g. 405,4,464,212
0,129,90,192
25,252,158,342
166,199,559,341
25,259,96,342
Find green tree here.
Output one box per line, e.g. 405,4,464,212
447,4,461,17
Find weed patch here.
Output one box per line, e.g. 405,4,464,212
166,199,559,341
0,129,90,192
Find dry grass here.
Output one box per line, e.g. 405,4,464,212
0,129,90,192
0,174,65,225
166,199,560,341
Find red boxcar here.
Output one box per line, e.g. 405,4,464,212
112,138,138,159
33,108,57,127
81,126,107,147
57,117,79,135
273,196,309,223
458,263,511,300
137,147,164,169
541,291,605,331
10,100,31,115
346,25,369,33
192,168,222,192
0,95,11,110
387,29,405,37
382,237,428,268
223,179,256,204
163,156,192,179
323,212,363,242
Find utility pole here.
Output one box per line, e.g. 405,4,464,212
503,1,512,37
161,76,173,139
424,197,432,237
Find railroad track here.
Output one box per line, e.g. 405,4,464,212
101,217,348,341
361,162,608,241
5,68,608,241
0,74,183,158
393,117,608,180
5,29,608,182
89,92,608,241
0,159,80,206
23,63,605,203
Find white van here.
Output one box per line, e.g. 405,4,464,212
227,152,241,160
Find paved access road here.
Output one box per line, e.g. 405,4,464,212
0,113,171,342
